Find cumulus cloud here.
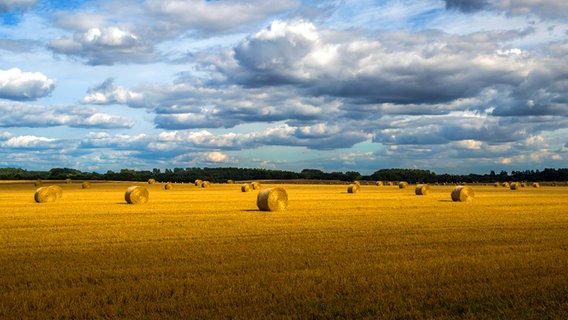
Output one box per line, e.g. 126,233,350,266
0,0,36,12
2,135,58,149
211,20,531,107
81,78,143,105
0,68,56,101
49,27,154,65
143,0,297,36
0,101,134,128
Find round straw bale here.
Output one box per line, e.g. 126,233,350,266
227,179,234,184
48,185,63,199
386,181,393,186
510,182,520,190
194,179,202,186
257,187,288,211
532,182,540,188
494,182,500,187
241,183,252,192
125,186,149,204
65,178,72,184
376,181,383,186
398,181,409,189
451,186,474,202
34,187,58,203
353,181,361,186
201,181,211,188
148,178,156,184
82,181,91,189
164,182,174,190
347,183,360,193
501,182,509,188
251,181,261,190
415,184,430,195
34,180,43,187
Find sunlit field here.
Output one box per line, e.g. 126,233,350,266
1,181,567,319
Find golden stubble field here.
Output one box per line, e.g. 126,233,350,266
1,181,567,319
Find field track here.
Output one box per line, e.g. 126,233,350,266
1,181,567,319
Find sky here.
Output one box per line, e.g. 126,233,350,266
0,0,567,175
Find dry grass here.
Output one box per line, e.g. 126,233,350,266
1,181,567,319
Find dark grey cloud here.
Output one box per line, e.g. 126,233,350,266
444,0,487,12
0,0,36,12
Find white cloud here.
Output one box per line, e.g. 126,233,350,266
205,151,230,163
49,27,154,65
0,101,134,129
2,135,57,148
0,68,56,101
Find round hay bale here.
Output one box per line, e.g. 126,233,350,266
148,178,156,184
376,181,383,186
257,187,288,211
82,181,91,189
251,181,261,190
125,186,149,204
501,182,509,188
48,185,63,199
34,186,58,203
241,183,252,192
347,183,360,193
194,179,202,186
494,182,500,187
398,181,409,189
532,182,540,188
415,184,430,195
353,181,361,186
386,181,393,186
227,179,234,184
34,180,43,187
164,182,174,190
201,181,211,188
65,178,72,184
510,182,521,190
451,186,474,202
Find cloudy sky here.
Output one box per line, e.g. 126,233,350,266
1,0,567,174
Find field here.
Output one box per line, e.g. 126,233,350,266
1,181,567,319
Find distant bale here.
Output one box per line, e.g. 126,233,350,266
257,187,288,211
251,181,261,190
521,182,527,187
65,178,72,184
241,183,252,192
34,186,61,203
451,186,474,202
398,181,409,189
347,184,360,193
510,182,521,190
201,181,211,188
227,179,234,184
532,182,540,188
164,182,174,190
376,181,383,186
125,186,149,204
34,180,43,187
194,179,202,186
353,181,361,186
386,181,393,186
415,184,430,195
82,181,91,189
501,182,510,188
494,182,500,187
148,178,156,185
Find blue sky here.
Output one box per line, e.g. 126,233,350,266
0,0,567,174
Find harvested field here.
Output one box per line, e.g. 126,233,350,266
0,181,567,319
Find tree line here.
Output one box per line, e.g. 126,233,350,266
0,167,567,184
